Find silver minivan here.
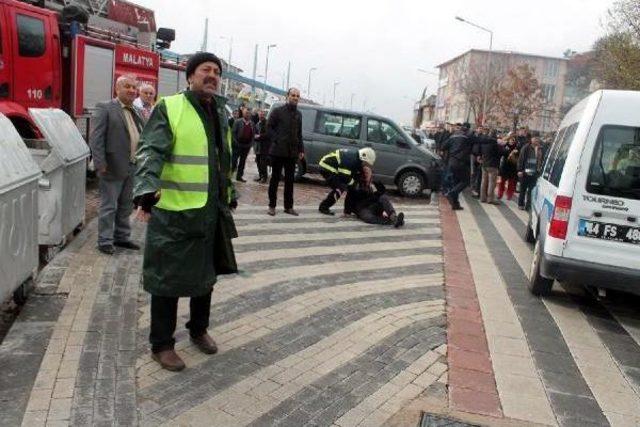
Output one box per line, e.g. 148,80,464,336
270,103,442,197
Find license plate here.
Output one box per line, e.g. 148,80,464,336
578,219,640,245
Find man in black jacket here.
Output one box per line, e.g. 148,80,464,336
232,108,255,182
345,181,405,227
442,124,472,210
478,131,505,204
253,109,269,183
267,88,305,216
517,136,544,210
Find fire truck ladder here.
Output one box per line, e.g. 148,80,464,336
43,0,109,17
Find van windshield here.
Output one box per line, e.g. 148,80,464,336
587,125,640,200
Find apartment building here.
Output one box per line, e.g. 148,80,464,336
435,49,568,132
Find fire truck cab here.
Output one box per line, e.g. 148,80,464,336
0,0,183,139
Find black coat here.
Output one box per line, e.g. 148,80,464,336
254,118,269,155
267,104,304,158
479,136,505,169
442,132,471,170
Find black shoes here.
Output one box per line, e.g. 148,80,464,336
267,207,276,216
394,212,405,228
98,245,115,255
284,208,299,216
319,206,335,216
114,241,140,250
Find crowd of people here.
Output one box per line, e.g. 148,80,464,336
430,122,550,211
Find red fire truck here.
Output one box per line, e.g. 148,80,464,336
0,0,185,139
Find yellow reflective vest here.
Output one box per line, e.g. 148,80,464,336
156,93,233,211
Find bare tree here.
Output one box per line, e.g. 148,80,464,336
460,61,502,126
493,64,546,131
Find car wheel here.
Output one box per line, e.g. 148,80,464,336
528,239,553,296
524,218,535,243
294,159,306,182
398,171,425,197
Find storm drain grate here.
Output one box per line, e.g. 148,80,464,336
419,412,481,427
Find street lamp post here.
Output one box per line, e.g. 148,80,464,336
350,93,355,110
264,44,277,104
307,67,317,99
455,16,493,126
332,81,340,107
220,36,233,97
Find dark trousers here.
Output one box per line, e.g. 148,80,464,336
519,174,537,210
268,156,296,209
357,195,396,225
233,145,251,179
149,292,212,353
471,160,482,194
256,154,268,180
447,165,469,207
319,170,347,210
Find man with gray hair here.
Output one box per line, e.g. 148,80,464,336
90,74,144,255
133,83,156,122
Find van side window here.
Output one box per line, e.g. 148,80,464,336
548,123,578,186
587,125,640,201
367,119,400,145
17,14,46,57
315,112,361,139
542,127,566,181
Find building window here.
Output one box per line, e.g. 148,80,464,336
542,84,556,103
544,61,559,78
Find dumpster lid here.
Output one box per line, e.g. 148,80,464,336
0,113,41,195
29,108,90,164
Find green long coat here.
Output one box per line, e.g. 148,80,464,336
133,91,238,297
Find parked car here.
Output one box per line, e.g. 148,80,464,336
269,103,442,197
526,90,640,296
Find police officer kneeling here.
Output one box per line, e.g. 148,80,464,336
318,147,376,215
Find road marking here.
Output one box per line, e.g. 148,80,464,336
457,198,556,426
480,201,640,425
234,227,440,245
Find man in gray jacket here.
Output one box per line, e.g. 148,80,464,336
90,75,143,255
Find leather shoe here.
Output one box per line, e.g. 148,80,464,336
394,212,405,228
190,333,218,354
114,240,140,250
267,207,276,216
319,207,335,216
284,208,299,216
151,349,185,371
98,244,115,255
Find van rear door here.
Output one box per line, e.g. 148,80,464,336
565,120,640,271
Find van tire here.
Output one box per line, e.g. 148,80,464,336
529,240,553,296
397,170,425,197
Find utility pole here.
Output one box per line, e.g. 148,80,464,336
350,93,355,110
200,18,208,52
307,67,317,99
251,44,258,107
332,81,340,107
286,61,291,90
264,44,277,104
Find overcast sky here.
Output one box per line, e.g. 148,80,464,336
135,0,614,125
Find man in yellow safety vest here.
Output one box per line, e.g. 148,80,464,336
133,52,238,372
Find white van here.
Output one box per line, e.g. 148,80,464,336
526,90,640,296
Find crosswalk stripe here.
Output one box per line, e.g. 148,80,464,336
163,300,445,426
215,254,441,304
235,239,441,264
235,217,438,231
234,227,440,245
479,200,640,425
456,198,556,425
502,198,529,224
